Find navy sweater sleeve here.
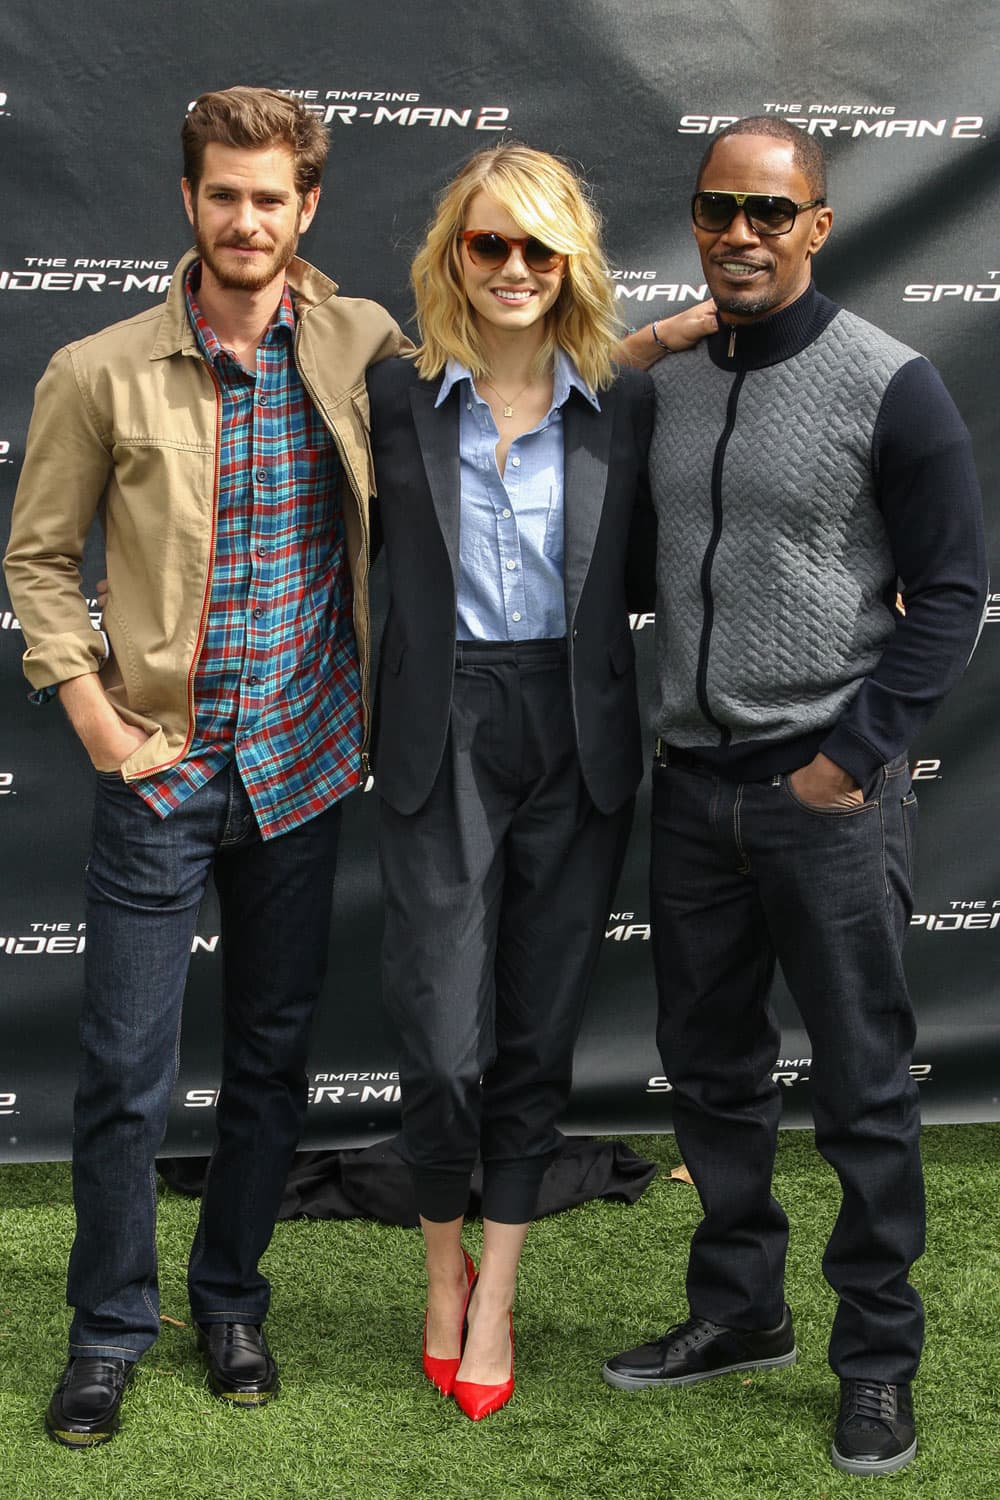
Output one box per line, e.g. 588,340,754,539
820,356,988,784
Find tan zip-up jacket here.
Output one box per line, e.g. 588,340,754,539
3,248,409,782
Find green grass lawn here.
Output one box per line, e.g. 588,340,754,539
0,1125,997,1499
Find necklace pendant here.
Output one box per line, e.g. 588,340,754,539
503,404,514,418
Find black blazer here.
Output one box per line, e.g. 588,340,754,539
366,355,655,816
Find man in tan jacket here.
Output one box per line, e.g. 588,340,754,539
4,86,407,1446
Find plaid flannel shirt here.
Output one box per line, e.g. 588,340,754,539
135,266,362,838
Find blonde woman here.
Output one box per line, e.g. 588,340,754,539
367,144,711,1419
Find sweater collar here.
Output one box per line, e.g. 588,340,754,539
707,282,840,371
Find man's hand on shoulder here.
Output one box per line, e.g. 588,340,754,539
57,673,151,773
789,752,863,810
619,300,718,371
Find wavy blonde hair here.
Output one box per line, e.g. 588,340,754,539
411,144,619,391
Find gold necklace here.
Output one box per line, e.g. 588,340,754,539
479,376,534,419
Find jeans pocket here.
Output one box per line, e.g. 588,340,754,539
781,774,876,818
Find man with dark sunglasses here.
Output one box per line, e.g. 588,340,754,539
608,116,987,1477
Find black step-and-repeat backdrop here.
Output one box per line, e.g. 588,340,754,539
2,1,998,1159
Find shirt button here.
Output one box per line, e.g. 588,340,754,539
256,468,267,482
252,607,264,618
512,611,522,622
506,560,516,571
502,508,512,519
258,394,267,406
257,547,268,558
466,403,472,411
248,675,261,685
511,456,521,467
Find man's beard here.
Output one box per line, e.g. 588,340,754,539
194,220,300,293
713,290,778,318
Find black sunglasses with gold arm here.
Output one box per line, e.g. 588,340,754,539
691,191,826,236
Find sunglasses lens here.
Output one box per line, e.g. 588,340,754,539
524,238,561,271
693,193,736,231
746,196,797,233
466,232,510,267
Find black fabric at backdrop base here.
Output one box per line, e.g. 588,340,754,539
157,1134,658,1225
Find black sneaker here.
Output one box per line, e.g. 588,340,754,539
602,1306,796,1390
831,1379,916,1475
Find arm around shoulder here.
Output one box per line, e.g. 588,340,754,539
618,299,718,371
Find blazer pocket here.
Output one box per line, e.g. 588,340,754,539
608,628,635,677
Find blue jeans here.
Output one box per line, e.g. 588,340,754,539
649,752,924,1383
67,762,341,1360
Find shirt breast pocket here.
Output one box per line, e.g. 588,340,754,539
543,486,564,563
293,447,338,536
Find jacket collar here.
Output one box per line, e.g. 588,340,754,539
707,282,841,371
149,247,341,361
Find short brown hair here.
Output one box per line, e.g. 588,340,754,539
182,86,330,198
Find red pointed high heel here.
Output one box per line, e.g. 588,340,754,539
422,1247,476,1397
453,1304,515,1421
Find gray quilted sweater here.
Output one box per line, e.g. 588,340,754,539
648,284,987,784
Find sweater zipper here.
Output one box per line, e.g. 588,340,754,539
695,370,744,744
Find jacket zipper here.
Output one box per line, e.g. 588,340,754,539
293,319,374,773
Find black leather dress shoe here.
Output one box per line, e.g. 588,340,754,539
602,1306,796,1389
45,1355,136,1447
196,1322,278,1405
831,1379,916,1475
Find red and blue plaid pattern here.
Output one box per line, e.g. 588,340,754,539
135,267,362,838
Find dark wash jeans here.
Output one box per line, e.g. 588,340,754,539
650,751,924,1383
67,762,341,1360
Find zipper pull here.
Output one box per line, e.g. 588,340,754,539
361,750,370,777
727,327,736,359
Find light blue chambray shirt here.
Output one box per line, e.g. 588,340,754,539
435,349,601,641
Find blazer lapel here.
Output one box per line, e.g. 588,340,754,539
562,389,614,626
409,381,462,583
